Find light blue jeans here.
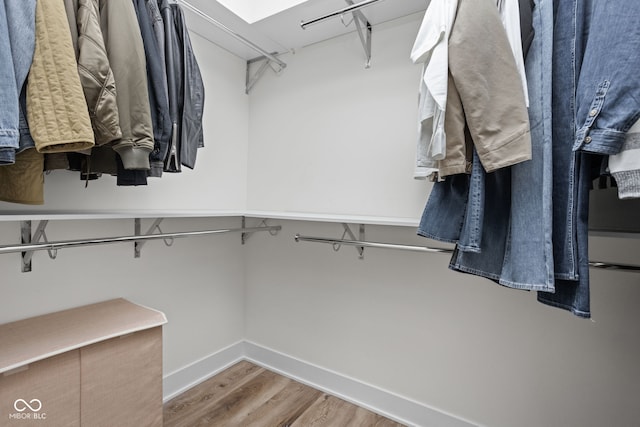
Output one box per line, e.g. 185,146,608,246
0,0,36,164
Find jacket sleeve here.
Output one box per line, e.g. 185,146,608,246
447,0,531,172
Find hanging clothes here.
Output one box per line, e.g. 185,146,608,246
447,0,555,292
416,0,557,303
417,0,531,244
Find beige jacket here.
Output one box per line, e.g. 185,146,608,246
0,148,44,205
27,0,95,154
437,0,531,177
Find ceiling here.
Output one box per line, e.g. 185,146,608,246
180,0,428,61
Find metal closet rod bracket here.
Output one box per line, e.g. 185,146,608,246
175,1,287,94
241,217,279,245
7,218,282,272
134,218,174,258
301,0,376,68
246,52,287,94
21,220,57,273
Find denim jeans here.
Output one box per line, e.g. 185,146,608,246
499,0,554,290
0,0,36,164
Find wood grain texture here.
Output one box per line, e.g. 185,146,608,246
164,361,405,427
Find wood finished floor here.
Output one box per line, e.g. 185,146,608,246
163,360,406,427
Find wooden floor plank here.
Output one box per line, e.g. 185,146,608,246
163,361,406,427
184,370,291,427
241,378,323,426
290,394,397,427
164,360,264,426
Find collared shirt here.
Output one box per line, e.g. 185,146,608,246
410,0,459,179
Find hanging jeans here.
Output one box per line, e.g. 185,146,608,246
449,0,553,292
420,0,555,292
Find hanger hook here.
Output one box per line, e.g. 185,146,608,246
154,224,174,247
340,12,354,27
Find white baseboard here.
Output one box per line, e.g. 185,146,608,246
163,340,478,427
163,340,245,402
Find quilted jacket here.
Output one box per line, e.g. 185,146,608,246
27,0,94,154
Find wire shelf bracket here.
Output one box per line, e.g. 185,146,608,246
246,53,286,94
301,0,375,68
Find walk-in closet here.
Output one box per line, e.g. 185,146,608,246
1,1,639,426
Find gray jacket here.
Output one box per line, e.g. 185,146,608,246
99,0,154,170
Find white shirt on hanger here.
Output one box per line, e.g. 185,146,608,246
410,0,459,180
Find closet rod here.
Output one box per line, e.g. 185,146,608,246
178,0,287,69
294,234,453,254
0,225,281,255
294,234,640,271
300,0,381,29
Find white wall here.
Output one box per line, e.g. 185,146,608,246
245,220,640,427
0,216,246,377
247,14,429,221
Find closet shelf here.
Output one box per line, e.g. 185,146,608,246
243,210,420,227
0,210,245,222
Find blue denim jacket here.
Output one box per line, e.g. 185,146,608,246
572,1,640,157
0,0,36,165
